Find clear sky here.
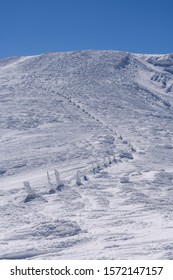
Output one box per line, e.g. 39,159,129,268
0,0,173,58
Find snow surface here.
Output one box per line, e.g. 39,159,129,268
1,50,173,259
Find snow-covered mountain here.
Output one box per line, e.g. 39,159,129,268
1,50,173,259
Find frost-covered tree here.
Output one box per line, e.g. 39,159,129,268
47,171,52,186
113,154,117,163
92,162,96,174
23,181,37,202
76,170,82,186
108,155,112,164
103,157,108,167
96,158,101,170
92,159,101,173
54,169,61,186
47,171,56,194
54,169,64,191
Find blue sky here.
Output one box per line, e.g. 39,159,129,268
0,0,173,58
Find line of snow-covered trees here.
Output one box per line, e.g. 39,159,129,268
23,151,134,203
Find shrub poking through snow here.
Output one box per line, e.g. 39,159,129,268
54,169,64,191
23,181,37,202
76,170,82,186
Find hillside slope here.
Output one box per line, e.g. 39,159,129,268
1,50,173,259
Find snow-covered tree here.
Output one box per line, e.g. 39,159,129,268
47,171,56,194
92,162,96,174
54,169,64,191
103,157,108,167
108,155,112,164
76,170,82,186
23,181,37,202
113,154,117,163
96,158,101,170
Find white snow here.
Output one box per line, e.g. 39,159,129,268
1,50,173,259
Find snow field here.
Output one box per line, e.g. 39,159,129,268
1,50,173,259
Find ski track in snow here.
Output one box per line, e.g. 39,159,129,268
1,50,173,259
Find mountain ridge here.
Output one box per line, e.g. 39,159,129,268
1,50,173,259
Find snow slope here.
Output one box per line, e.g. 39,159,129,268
1,50,173,259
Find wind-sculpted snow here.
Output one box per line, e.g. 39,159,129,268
146,53,173,67
1,50,173,259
